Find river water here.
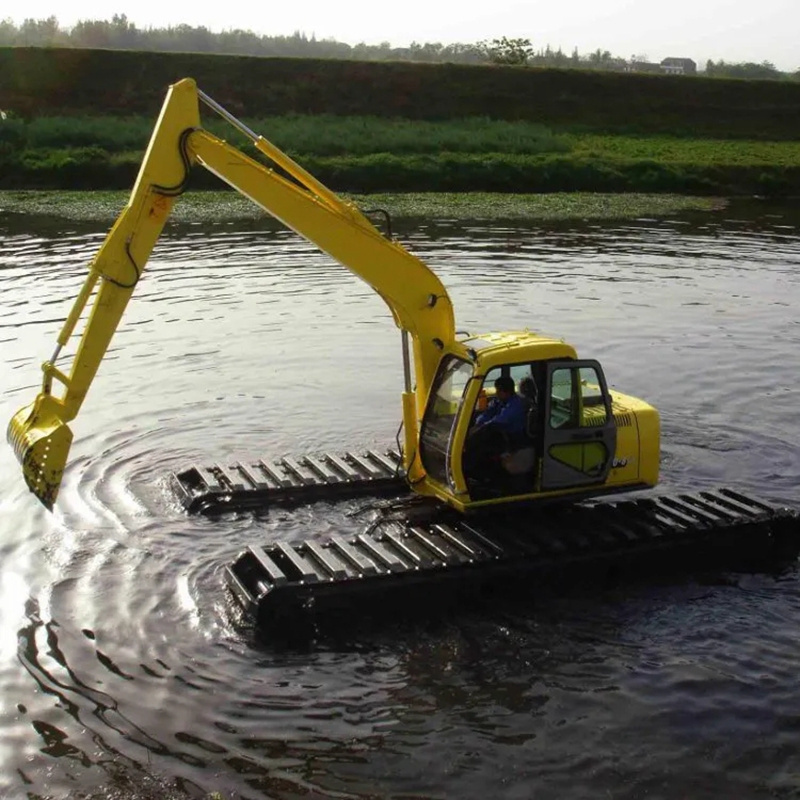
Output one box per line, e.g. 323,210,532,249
1,199,800,799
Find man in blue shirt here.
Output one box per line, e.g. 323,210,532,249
463,375,531,496
475,375,527,439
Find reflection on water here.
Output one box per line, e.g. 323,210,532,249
1,199,799,798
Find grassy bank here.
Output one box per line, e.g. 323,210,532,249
0,190,720,223
2,114,798,196
2,48,799,196
3,48,800,139
0,114,571,155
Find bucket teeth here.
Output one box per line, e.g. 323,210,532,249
7,399,73,510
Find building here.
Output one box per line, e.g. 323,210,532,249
660,57,698,75
626,60,662,74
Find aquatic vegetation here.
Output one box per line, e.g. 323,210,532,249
0,189,718,222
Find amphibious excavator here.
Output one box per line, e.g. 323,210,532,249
8,79,797,628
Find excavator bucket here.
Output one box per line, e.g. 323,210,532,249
7,396,73,510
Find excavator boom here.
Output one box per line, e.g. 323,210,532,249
7,78,455,508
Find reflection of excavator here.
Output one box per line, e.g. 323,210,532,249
8,79,798,630
7,78,660,514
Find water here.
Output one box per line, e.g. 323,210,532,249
1,200,800,799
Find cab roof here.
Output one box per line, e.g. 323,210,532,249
456,330,578,366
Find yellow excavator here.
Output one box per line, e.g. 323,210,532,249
7,78,660,515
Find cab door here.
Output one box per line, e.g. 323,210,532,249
540,360,616,491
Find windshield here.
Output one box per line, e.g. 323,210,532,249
419,356,473,487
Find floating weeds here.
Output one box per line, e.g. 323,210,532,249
352,192,721,220
0,190,719,224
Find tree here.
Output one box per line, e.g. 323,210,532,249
588,48,614,68
479,37,533,66
705,58,783,80
109,14,139,49
0,18,17,45
72,19,112,48
18,16,60,46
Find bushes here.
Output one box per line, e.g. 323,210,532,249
287,154,800,196
2,146,798,195
1,106,798,196
0,113,572,157
24,116,153,150
257,115,570,156
8,146,114,188
0,112,25,149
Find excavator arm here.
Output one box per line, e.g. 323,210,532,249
7,78,455,509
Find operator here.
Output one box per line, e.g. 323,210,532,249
474,375,527,438
463,376,529,493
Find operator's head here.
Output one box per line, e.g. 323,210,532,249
494,375,515,399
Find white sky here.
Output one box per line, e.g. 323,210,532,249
7,0,799,72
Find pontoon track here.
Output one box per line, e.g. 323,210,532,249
172,448,406,514
225,488,800,630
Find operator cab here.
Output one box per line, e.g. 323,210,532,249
418,332,622,507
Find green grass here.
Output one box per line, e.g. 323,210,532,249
255,115,571,156
21,116,152,151
569,134,800,166
14,117,800,167
2,114,571,157
3,112,799,196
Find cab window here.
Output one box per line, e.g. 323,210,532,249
419,356,473,485
549,365,608,429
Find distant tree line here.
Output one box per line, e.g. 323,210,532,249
0,15,483,62
704,58,794,81
0,16,798,80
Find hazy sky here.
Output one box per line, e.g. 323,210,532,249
8,0,799,71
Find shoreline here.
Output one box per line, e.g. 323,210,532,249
0,190,724,223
